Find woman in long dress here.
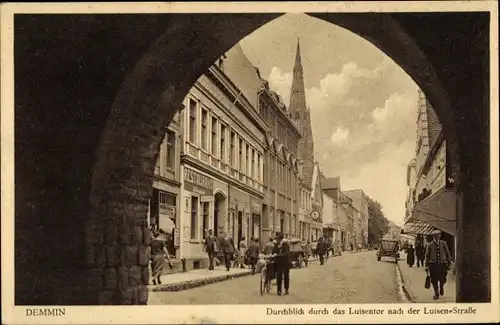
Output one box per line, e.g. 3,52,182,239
150,228,173,285
406,244,415,267
238,236,247,269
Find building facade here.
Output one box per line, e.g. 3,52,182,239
149,110,183,259
174,45,267,269
344,189,369,247
404,90,456,259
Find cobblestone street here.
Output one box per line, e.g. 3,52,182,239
148,251,402,304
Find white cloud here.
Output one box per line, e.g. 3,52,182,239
267,61,387,112
341,140,415,225
372,93,416,125
268,67,293,106
330,127,349,146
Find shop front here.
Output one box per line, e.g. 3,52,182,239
149,179,180,259
249,197,263,244
181,166,215,268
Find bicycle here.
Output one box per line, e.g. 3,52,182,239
260,255,276,295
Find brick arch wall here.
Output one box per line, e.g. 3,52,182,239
14,13,489,305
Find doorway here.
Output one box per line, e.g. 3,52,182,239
237,211,243,244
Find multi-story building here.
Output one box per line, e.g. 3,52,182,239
258,70,302,242
288,40,323,241
148,110,183,259
404,90,457,258
321,176,364,250
174,44,267,269
344,189,369,247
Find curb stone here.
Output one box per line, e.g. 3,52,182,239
151,270,253,292
396,261,416,303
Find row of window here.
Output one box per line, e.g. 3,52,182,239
187,97,263,183
268,154,298,198
300,188,312,210
259,98,299,155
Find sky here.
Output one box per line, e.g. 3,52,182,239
239,13,418,226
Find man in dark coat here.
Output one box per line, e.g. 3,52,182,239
316,237,328,265
415,242,425,267
219,233,234,271
203,229,216,270
248,238,260,274
272,232,291,296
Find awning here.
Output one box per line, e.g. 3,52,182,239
403,220,436,235
407,187,457,236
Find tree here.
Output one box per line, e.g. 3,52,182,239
367,196,390,245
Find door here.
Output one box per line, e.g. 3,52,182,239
214,206,219,237
237,211,243,244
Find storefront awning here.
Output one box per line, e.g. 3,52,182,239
408,187,457,236
403,219,436,235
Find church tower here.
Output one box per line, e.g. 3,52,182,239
289,39,315,177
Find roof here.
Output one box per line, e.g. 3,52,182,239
425,99,443,150
322,176,340,190
222,43,263,110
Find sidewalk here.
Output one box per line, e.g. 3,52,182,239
398,253,456,303
149,257,321,292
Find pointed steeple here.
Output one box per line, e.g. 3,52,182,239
288,38,315,185
294,38,303,70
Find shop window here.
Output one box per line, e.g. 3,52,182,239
189,98,197,144
157,191,177,256
202,202,210,236
190,197,199,240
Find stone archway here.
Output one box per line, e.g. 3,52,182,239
35,13,485,305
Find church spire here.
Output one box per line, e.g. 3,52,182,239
288,38,315,172
294,38,302,69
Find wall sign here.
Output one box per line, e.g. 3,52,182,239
173,228,180,247
249,197,262,215
184,168,214,196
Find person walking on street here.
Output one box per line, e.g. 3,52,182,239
406,244,415,267
273,232,291,296
149,227,173,285
248,237,260,274
238,236,247,269
316,237,328,265
219,233,234,271
425,229,452,300
203,229,217,270
415,242,425,267
303,241,312,266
